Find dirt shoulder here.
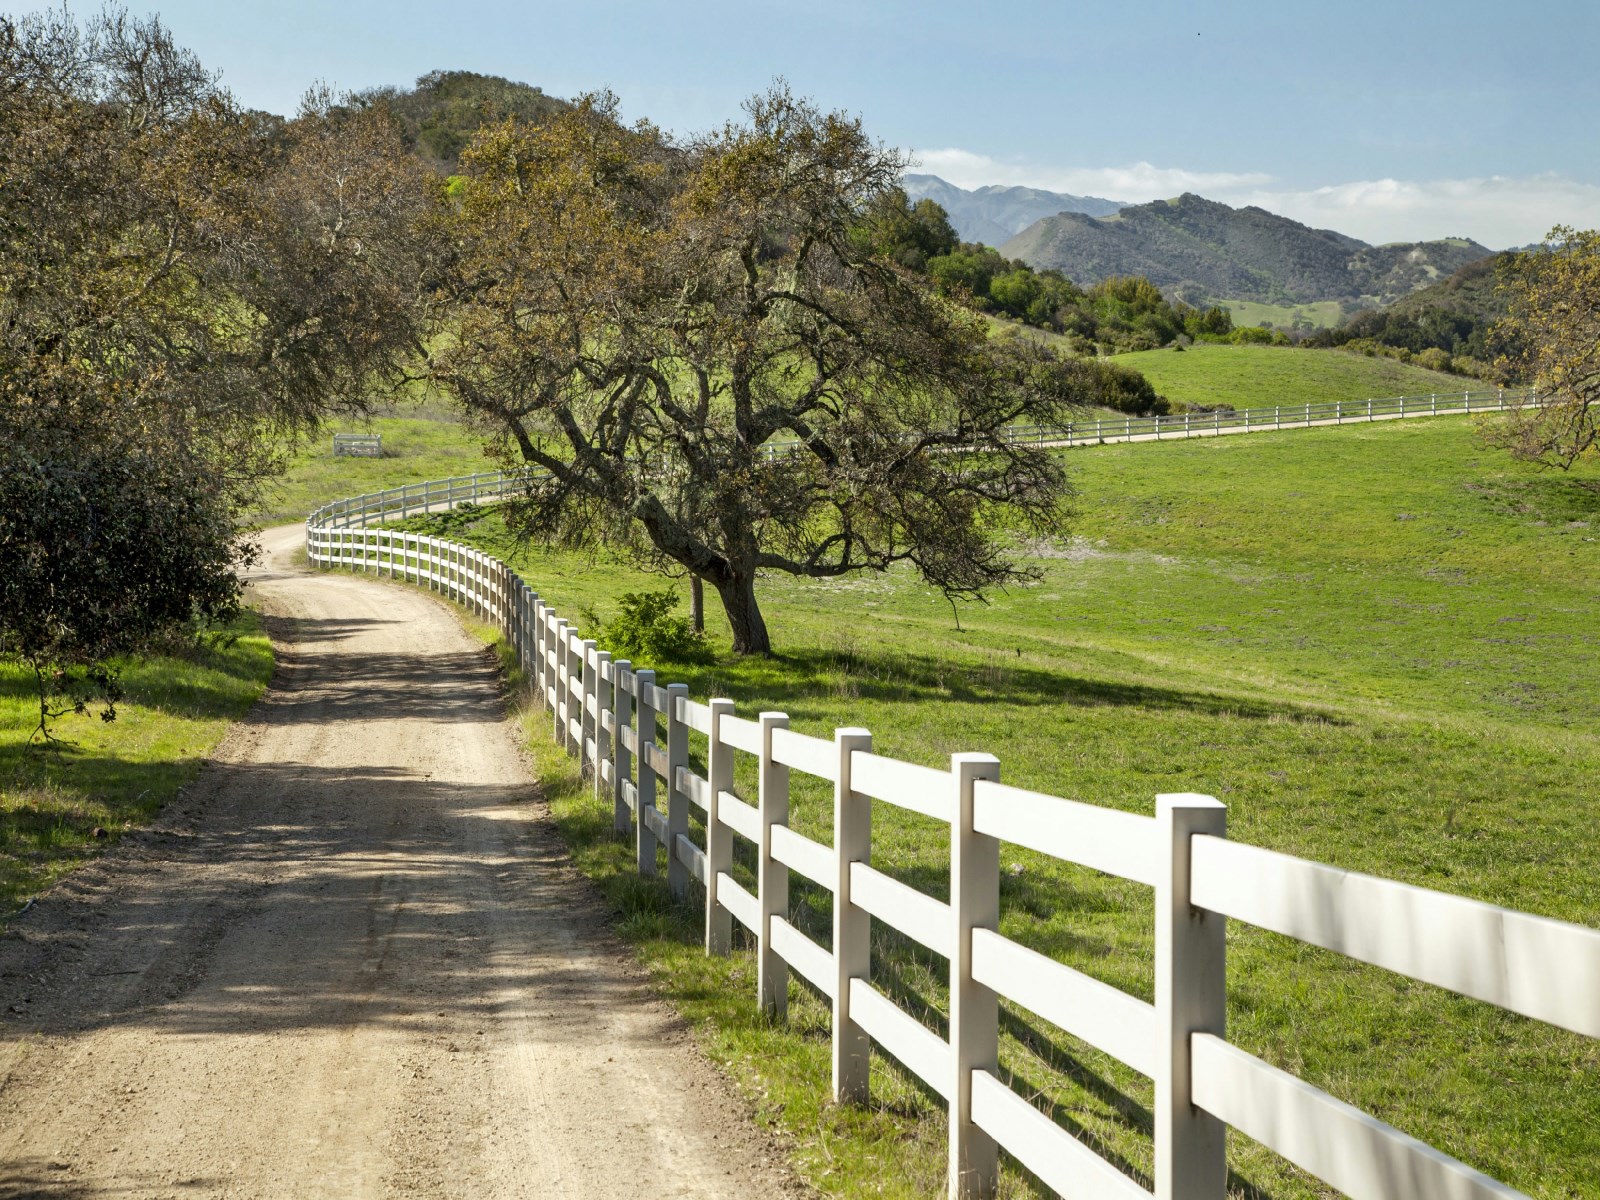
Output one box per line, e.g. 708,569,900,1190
0,526,802,1199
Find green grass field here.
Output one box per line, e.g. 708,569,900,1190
1214,299,1349,331
250,410,499,526
407,414,1600,1198
1116,343,1470,411
0,615,274,915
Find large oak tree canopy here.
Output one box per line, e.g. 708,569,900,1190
435,88,1083,654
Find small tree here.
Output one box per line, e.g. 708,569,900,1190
0,434,242,741
435,87,1083,654
1486,227,1600,469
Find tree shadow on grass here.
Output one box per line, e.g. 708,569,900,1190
658,643,1350,729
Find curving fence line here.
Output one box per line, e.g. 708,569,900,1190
306,486,1597,1200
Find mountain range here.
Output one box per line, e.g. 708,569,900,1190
997,192,1493,308
901,174,1126,247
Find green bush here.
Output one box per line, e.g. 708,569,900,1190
597,589,714,665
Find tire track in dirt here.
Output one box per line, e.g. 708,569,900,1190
0,526,802,1199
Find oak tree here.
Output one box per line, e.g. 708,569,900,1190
1487,227,1600,468
434,86,1082,655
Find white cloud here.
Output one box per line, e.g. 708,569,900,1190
1231,176,1600,248
912,149,1273,200
909,149,1600,248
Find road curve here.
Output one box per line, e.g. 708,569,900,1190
0,526,799,1199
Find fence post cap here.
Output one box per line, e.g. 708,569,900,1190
951,751,1000,772
1157,792,1226,814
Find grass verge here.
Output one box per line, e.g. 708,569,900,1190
0,613,274,916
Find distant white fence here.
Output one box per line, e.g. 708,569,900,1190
306,388,1540,533
332,432,382,457
758,387,1536,456
987,386,1536,449
306,505,1598,1200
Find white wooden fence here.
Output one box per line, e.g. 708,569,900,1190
761,387,1538,455
305,505,1599,1200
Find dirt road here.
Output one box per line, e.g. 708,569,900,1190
0,526,799,1199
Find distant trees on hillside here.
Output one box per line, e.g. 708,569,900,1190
1305,256,1510,377
914,234,1236,355
355,69,569,170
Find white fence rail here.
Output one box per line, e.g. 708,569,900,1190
762,387,1538,456
306,473,1595,1200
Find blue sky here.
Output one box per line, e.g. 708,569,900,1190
64,0,1600,247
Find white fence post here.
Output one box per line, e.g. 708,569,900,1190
612,660,632,834
552,618,570,747
579,639,597,768
593,649,612,799
1155,792,1228,1200
566,633,584,757
950,752,1002,1200
833,727,873,1103
666,682,690,901
533,601,547,704
634,669,658,875
705,697,736,955
758,711,790,1018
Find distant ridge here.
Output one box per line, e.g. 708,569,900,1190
902,174,1126,247
999,192,1493,307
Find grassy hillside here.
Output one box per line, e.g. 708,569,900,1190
250,412,498,526
1001,193,1491,307
1217,298,1348,330
1115,343,1473,409
403,416,1599,1198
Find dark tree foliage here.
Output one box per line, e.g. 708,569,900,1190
0,9,438,732
849,187,958,272
434,87,1084,654
0,430,242,740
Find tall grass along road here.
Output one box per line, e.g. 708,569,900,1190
0,526,800,1199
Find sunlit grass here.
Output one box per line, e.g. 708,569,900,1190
0,614,274,915
425,415,1600,1197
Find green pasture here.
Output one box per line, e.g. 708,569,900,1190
1214,299,1349,331
250,411,499,527
1116,343,1471,412
415,414,1600,1198
0,615,274,916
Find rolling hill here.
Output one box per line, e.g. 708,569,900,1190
902,174,1126,247
1000,192,1492,308
356,70,570,171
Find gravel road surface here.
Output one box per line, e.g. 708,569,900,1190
0,525,800,1199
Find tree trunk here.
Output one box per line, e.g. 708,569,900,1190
689,575,704,633
715,572,771,655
